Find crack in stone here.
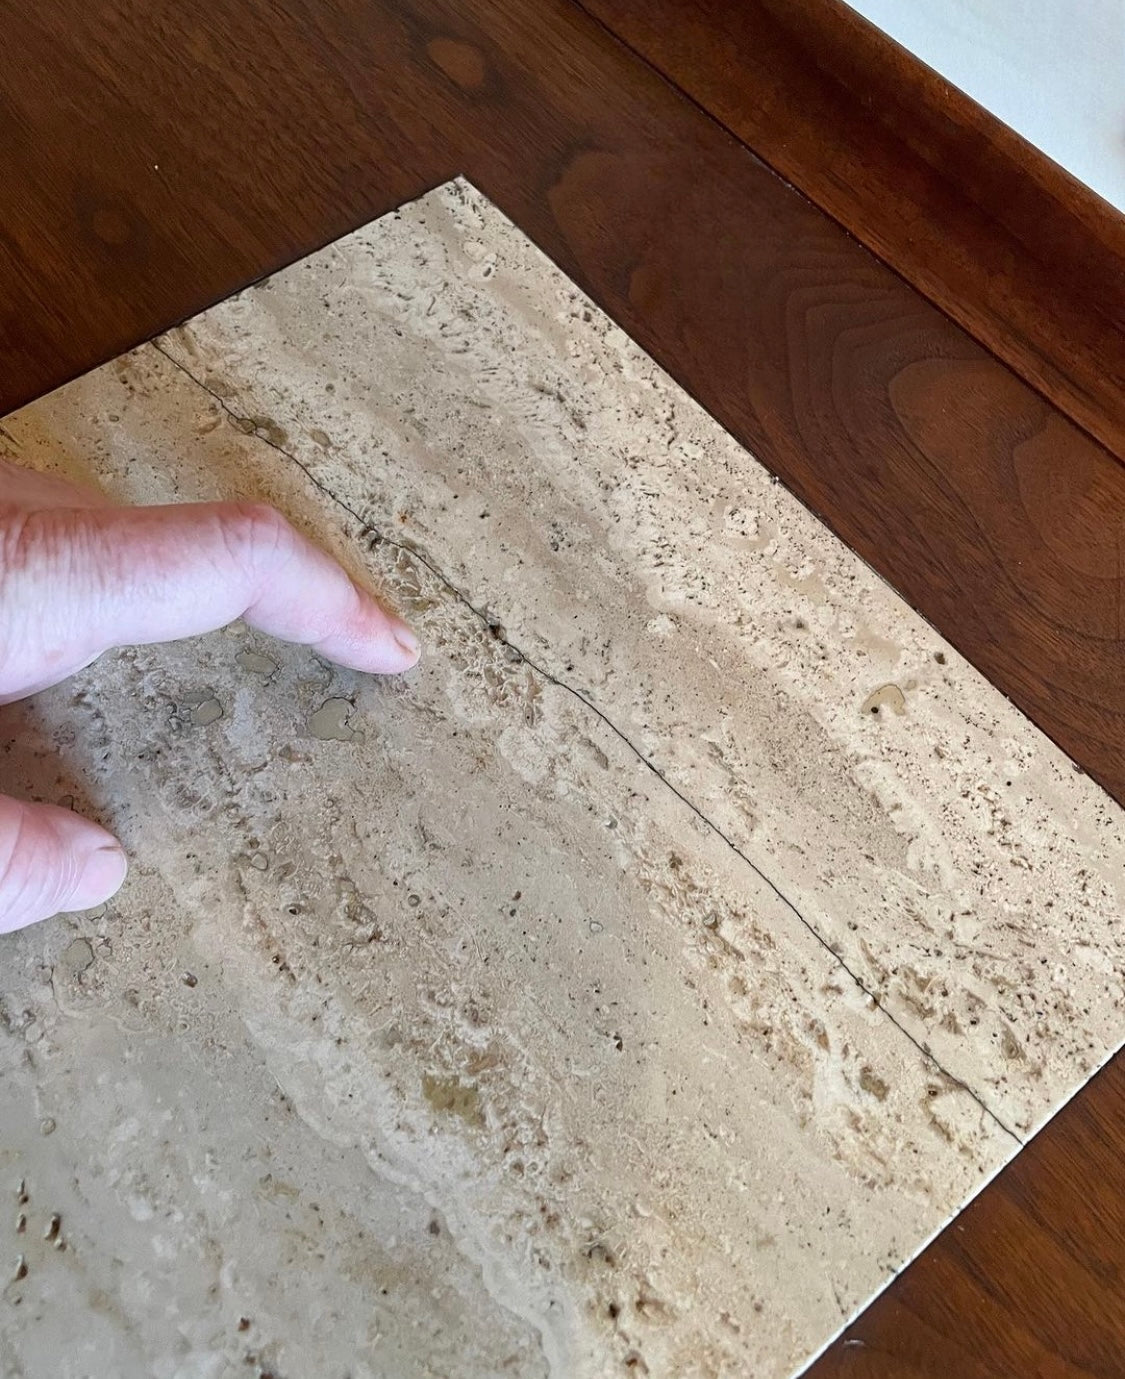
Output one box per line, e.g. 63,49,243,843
150,336,1022,1146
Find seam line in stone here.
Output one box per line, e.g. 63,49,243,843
150,336,1022,1147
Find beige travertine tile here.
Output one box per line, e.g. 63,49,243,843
0,180,1121,1378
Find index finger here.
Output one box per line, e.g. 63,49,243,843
0,500,420,700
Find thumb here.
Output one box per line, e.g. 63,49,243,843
0,796,127,935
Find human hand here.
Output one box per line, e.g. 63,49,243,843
0,458,419,934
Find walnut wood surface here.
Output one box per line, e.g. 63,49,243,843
2,4,1124,1373
578,0,1125,461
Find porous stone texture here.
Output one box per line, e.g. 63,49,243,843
1,180,1121,1378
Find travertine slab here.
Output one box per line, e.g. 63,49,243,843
1,180,1121,1378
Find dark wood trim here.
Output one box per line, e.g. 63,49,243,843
3,0,1124,803
575,0,1125,464
804,1053,1125,1377
3,6,1125,1374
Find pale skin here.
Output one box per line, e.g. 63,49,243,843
0,458,420,934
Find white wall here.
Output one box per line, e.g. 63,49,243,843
844,0,1125,211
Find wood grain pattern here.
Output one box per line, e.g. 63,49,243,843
2,0,1123,804
806,1055,1125,1377
575,0,1125,462
1,3,1124,1372
0,1,453,407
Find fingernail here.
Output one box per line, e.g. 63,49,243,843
65,845,128,913
393,623,421,663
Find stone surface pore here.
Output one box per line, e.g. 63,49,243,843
0,180,1121,1378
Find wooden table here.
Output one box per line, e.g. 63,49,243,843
3,2,1123,1370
